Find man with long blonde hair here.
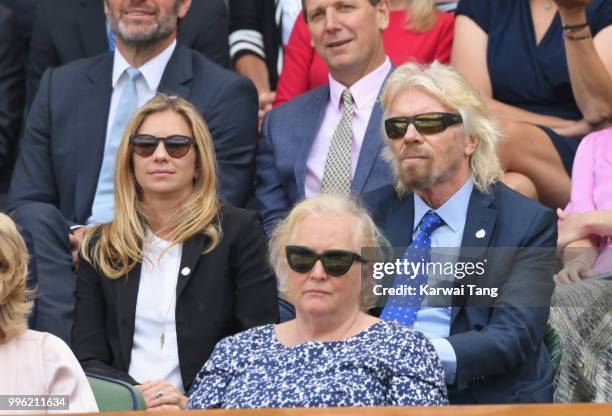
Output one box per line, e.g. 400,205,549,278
363,62,557,404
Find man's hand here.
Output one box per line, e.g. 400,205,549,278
136,380,188,411
258,91,275,132
68,227,88,272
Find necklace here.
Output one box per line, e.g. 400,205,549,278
148,270,175,349
144,236,177,349
545,0,552,10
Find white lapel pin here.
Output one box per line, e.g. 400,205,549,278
475,229,486,239
181,267,191,276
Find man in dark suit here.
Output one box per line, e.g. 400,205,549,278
363,62,557,403
26,0,230,105
255,0,394,236
8,0,258,343
0,4,25,208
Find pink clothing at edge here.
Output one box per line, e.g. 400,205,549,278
304,58,392,198
0,330,98,414
564,127,612,273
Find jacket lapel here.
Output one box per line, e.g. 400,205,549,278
74,54,113,223
386,193,415,248
294,87,329,198
78,0,108,56
450,188,497,324
351,66,394,193
157,44,192,101
175,234,208,299
115,263,142,367
351,102,384,193
370,193,414,317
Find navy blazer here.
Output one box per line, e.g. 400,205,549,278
255,82,393,235
27,0,230,105
363,182,557,404
9,44,258,222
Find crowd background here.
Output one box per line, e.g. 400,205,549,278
0,0,610,412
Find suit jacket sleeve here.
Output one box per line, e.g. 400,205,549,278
26,1,58,108
447,208,557,391
0,6,25,171
204,74,258,208
254,112,292,236
72,251,138,385
7,68,77,224
230,209,279,327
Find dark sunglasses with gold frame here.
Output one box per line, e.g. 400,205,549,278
385,112,463,138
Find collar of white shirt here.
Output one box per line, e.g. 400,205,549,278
111,39,177,91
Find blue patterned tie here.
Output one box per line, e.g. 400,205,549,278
380,210,445,327
91,68,141,223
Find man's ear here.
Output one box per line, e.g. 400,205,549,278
103,0,109,17
178,0,192,20
377,0,390,31
464,133,479,157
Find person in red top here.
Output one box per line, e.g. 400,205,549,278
274,0,454,107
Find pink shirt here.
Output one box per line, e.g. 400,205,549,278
564,127,612,273
304,58,392,198
0,330,98,414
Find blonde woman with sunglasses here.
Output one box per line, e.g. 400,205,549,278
72,94,278,411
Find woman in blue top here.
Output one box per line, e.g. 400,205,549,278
451,0,612,208
188,195,448,409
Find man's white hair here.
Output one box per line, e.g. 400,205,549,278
380,61,503,197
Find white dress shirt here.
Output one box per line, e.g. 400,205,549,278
413,177,474,385
129,229,184,393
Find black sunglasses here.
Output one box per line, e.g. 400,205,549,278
130,134,194,158
385,112,463,138
285,245,366,277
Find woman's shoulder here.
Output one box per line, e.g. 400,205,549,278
214,324,275,355
365,321,437,355
10,330,76,363
36,331,76,357
455,0,508,33
218,204,262,229
367,320,426,340
215,204,267,248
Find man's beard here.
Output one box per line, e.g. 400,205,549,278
108,1,180,48
381,145,437,198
